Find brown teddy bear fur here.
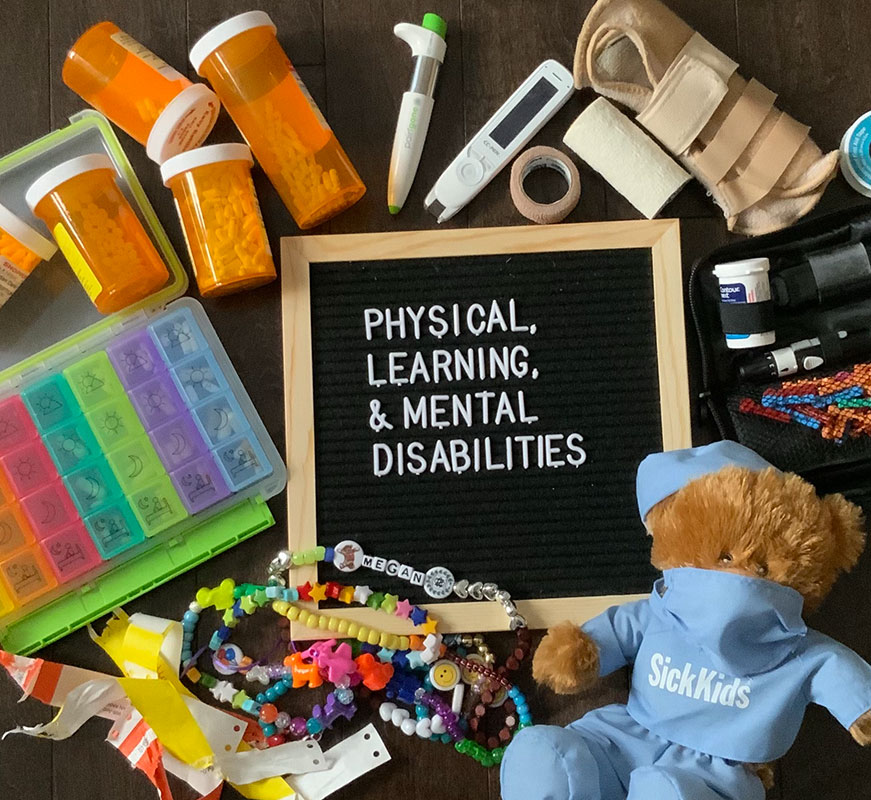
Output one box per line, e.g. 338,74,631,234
533,466,871,753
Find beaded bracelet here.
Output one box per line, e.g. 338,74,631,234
183,562,532,763
268,544,527,630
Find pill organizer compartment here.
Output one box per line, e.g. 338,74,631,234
0,299,285,651
0,112,286,654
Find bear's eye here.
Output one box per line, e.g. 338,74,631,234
756,563,769,577
719,551,733,563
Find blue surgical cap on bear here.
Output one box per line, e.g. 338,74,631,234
636,440,775,520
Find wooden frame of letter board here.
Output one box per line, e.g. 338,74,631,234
281,220,689,639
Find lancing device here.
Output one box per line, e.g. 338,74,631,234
387,13,447,215
425,59,574,222
738,329,871,381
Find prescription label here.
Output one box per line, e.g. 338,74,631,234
0,256,27,307
111,31,185,82
290,66,331,133
52,224,102,303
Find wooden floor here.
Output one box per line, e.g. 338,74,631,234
1,0,871,798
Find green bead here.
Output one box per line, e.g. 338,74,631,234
233,586,244,599
314,546,326,560
366,592,385,609
199,673,217,688
254,589,268,606
222,608,235,625
292,551,305,566
231,690,249,709
240,595,257,614
304,549,318,565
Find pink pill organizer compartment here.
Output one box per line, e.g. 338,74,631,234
0,111,285,654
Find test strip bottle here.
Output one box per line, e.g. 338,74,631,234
190,11,366,229
0,203,57,310
26,154,170,314
160,143,276,296
63,22,220,164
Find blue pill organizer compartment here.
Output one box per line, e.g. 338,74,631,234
0,111,287,654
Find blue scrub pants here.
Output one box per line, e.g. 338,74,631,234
500,705,765,800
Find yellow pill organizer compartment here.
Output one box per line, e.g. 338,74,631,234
0,110,286,654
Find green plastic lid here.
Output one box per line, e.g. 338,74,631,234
422,12,447,39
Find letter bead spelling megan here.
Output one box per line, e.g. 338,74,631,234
424,566,455,599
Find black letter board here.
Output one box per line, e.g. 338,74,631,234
281,222,688,635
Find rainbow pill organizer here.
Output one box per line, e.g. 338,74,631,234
0,111,285,654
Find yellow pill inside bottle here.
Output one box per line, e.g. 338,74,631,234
161,143,276,297
26,154,169,314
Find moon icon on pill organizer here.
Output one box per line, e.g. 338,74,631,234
127,455,144,478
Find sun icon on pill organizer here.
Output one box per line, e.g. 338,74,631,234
13,457,35,480
60,433,85,457
0,419,17,440
144,389,169,412
121,349,151,373
34,394,63,415
98,411,124,436
79,371,104,394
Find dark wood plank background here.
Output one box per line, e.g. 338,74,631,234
1,1,870,798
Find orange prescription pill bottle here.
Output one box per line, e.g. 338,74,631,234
160,143,276,297
0,203,57,310
190,11,366,229
63,21,220,164
26,154,170,314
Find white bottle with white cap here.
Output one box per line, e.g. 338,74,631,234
712,257,776,349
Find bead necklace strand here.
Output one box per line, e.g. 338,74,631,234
268,543,528,630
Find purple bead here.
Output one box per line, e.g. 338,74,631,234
275,712,290,730
267,664,284,680
288,716,308,739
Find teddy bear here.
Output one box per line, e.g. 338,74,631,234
500,440,871,800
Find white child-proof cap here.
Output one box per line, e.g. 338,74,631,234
189,11,277,73
146,83,221,164
0,202,57,262
712,257,770,280
25,153,115,213
160,143,254,185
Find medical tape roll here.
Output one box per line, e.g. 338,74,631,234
563,98,691,219
509,146,581,224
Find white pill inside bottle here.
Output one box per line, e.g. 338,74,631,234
712,257,776,350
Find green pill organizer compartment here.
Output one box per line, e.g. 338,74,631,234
0,111,286,654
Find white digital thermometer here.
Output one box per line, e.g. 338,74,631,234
425,59,574,222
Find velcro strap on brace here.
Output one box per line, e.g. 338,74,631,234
695,79,777,184
637,32,737,155
719,112,809,215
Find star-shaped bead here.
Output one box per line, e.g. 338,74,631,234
394,598,413,619
410,606,428,626
421,617,439,636
380,593,398,614
338,585,355,604
405,650,426,670
353,585,372,604
211,680,237,704
308,582,327,603
376,647,395,663
245,665,270,685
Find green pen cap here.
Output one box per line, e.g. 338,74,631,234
422,12,447,39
